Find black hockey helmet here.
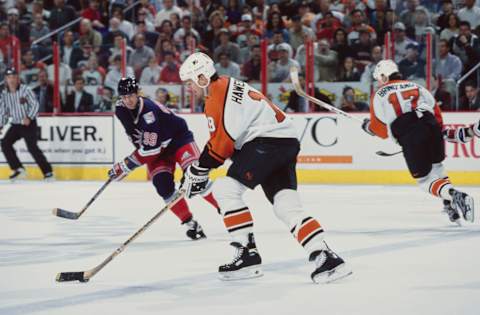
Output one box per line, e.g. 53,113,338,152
117,77,139,96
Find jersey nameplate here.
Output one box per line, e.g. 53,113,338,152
231,79,245,105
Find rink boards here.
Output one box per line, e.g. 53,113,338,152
0,112,479,184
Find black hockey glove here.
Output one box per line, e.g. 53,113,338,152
361,118,375,136
181,162,211,198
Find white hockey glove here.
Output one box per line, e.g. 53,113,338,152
443,126,474,143
473,120,480,138
361,118,375,136
180,162,211,198
108,155,141,181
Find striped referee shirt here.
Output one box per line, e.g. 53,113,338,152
0,84,39,127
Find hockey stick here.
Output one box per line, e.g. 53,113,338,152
52,178,113,220
290,67,403,158
375,150,403,157
290,66,364,123
56,189,185,283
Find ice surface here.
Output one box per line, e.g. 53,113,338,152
1,181,480,315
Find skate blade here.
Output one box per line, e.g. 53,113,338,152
465,196,474,223
219,266,263,281
312,263,352,284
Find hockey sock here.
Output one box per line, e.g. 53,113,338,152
290,217,325,253
223,207,254,237
202,191,221,213
417,164,453,201
168,196,193,223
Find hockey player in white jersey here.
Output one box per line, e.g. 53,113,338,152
178,52,352,284
362,59,475,224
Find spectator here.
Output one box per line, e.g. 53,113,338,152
440,13,460,42
412,7,432,43
104,55,134,93
204,11,225,53
154,0,182,28
46,61,72,87
112,8,134,40
435,39,463,81
347,9,377,45
451,21,480,76
434,77,454,111
109,32,133,64
463,81,480,110
61,31,82,70
316,39,338,82
337,56,361,82
398,43,425,80
393,22,417,63
96,86,114,112
239,33,259,64
339,86,369,112
135,20,159,49
315,11,342,43
173,15,200,48
286,75,333,112
30,13,51,60
32,0,50,20
129,33,155,77
155,87,176,111
436,0,455,32
265,12,289,42
331,28,351,64
457,0,480,30
268,43,300,82
215,52,241,78
64,76,94,113
351,28,374,70
288,15,315,53
20,49,45,88
82,0,104,29
233,13,262,49
400,0,421,31
33,69,54,113
140,56,161,84
155,38,179,63
242,44,262,82
76,43,96,71
104,18,128,46
49,0,76,31
214,28,241,64
135,8,155,32
7,8,29,45
79,18,102,53
179,33,207,62
252,0,269,21
156,20,174,43
82,55,104,85
0,23,20,66
360,45,383,87
268,31,293,61
226,0,242,25
159,51,181,83
310,0,344,32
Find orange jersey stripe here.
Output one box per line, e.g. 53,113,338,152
224,211,253,229
204,77,235,164
369,94,388,139
297,219,322,244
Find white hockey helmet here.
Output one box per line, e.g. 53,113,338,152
373,59,399,83
179,52,216,88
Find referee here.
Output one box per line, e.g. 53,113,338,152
0,68,53,181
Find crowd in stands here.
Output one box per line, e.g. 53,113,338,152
0,0,480,112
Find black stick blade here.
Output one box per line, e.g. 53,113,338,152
52,208,79,220
56,271,88,282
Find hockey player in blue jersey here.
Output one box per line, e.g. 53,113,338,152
108,77,220,240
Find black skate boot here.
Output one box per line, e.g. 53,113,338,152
9,168,26,181
450,189,475,223
218,241,263,281
310,243,352,284
183,218,206,240
443,200,460,225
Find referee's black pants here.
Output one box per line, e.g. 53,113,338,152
1,120,52,175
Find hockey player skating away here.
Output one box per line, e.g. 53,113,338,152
108,77,220,240
178,52,352,284
362,60,475,224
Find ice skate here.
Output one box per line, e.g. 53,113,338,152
9,168,26,182
310,245,352,284
183,218,206,240
219,240,263,281
450,189,475,223
443,200,461,226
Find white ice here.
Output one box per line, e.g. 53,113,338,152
1,181,480,315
